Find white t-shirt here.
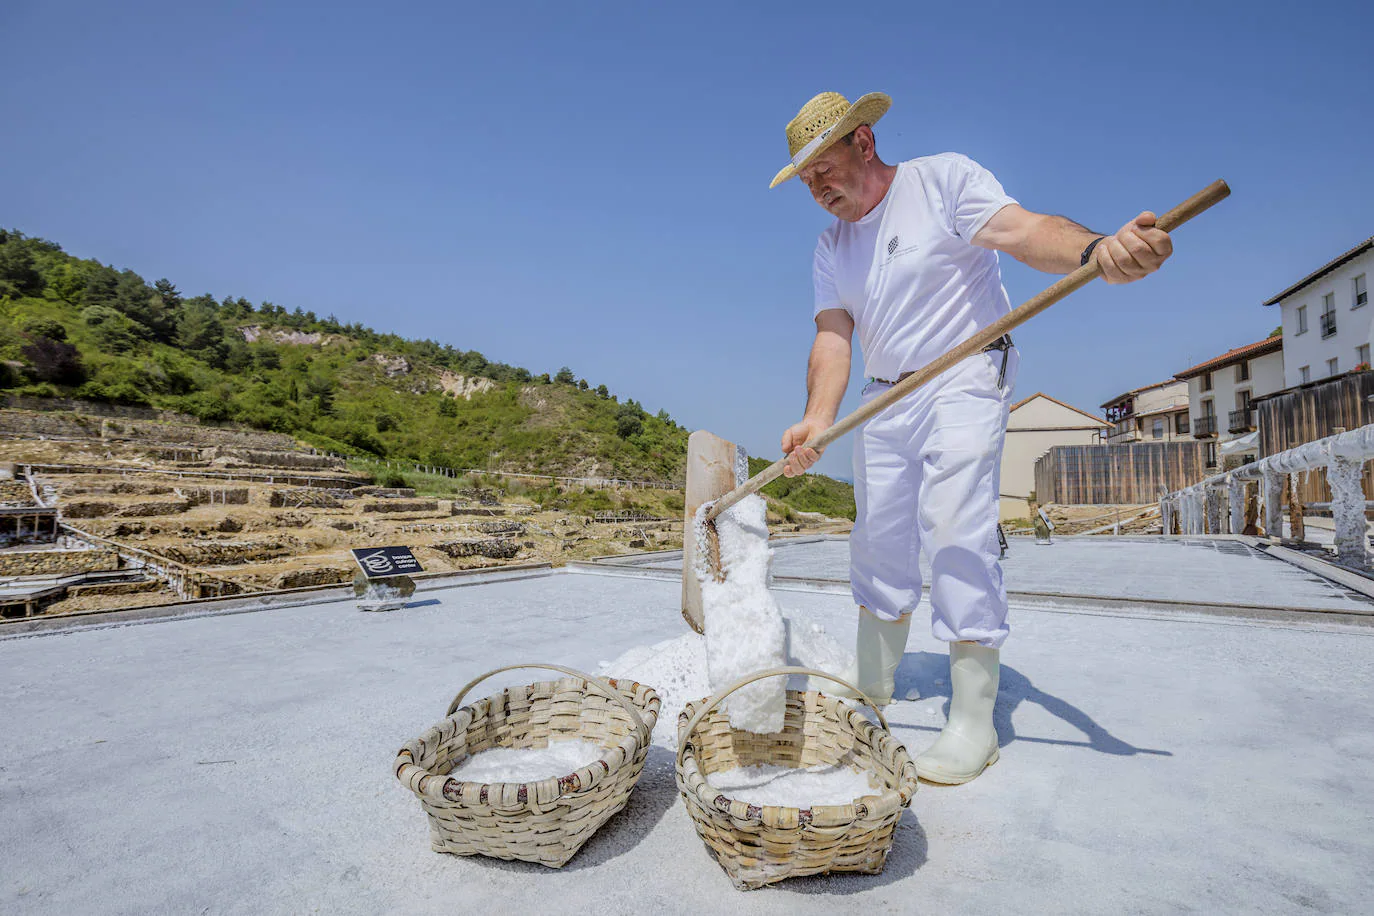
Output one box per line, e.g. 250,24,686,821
812,153,1016,381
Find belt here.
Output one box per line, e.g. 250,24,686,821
874,334,1014,388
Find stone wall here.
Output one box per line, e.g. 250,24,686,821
350,486,416,498
0,548,120,576
433,538,521,559
362,499,438,514
0,409,298,450
0,395,199,424
268,488,344,508
60,497,191,519
201,447,345,470
176,486,251,506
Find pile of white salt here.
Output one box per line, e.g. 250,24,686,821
707,763,880,807
694,494,788,734
446,738,605,783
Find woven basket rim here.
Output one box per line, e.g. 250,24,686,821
676,687,915,821
397,675,660,800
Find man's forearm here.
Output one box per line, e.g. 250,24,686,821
1006,213,1102,273
803,335,850,425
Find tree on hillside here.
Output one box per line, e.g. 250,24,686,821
0,237,43,298
596,384,609,398
19,321,84,385
578,379,589,390
555,366,575,384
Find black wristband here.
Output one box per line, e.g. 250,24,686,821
1081,236,1106,267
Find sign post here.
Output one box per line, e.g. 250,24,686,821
351,546,423,611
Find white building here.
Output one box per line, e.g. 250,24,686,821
1174,336,1285,469
1100,379,1190,445
1000,393,1110,520
1265,235,1372,389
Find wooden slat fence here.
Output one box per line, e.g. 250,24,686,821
1034,441,1209,505
1255,370,1374,504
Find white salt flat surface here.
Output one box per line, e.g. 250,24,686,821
447,739,605,784
624,535,1373,611
3,560,1374,913
707,763,880,808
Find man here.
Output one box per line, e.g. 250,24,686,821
771,91,1171,785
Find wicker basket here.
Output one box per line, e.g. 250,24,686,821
394,663,661,868
675,666,918,890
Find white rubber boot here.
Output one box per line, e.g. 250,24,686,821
915,642,1000,784
827,607,913,706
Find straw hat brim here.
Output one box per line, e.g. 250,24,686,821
769,92,891,189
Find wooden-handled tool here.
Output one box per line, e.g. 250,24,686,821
681,179,1230,633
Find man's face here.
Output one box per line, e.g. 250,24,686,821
797,133,867,221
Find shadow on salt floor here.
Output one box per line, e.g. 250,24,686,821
892,652,1173,758
460,744,680,874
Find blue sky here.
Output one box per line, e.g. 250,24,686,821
3,1,1372,479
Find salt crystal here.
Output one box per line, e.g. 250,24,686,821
707,763,880,808
695,495,788,733
446,738,605,784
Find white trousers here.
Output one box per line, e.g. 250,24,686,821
850,347,1019,648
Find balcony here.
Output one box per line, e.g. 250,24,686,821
1194,415,1218,437
1321,311,1337,338
1228,407,1255,434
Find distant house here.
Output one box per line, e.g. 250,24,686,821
1001,393,1110,520
1099,379,1190,445
1264,234,1372,389
1174,336,1285,469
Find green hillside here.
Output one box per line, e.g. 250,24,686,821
0,227,855,514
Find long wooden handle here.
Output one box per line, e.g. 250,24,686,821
704,179,1231,522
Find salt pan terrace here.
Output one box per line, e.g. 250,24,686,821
2,535,1371,914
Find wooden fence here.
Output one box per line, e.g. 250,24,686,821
1256,370,1374,504
1034,441,1209,505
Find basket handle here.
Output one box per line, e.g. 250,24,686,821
675,666,889,770
447,663,650,747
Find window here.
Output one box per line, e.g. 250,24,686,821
1358,344,1370,368
1300,365,1310,383
1202,398,1215,417
1175,412,1189,435
1152,418,1164,439
1206,442,1218,469
1200,371,1213,392
1237,389,1252,409
1297,305,1308,334
1356,274,1368,308
1235,360,1250,383
1328,357,1339,376
1322,294,1337,337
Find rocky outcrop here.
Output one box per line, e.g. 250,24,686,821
438,371,496,400
372,354,411,377
237,325,343,347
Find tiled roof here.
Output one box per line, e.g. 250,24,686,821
1174,336,1283,380
1262,235,1374,306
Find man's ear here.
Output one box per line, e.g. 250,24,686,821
855,124,877,162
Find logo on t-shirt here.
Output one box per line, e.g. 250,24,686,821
884,234,919,263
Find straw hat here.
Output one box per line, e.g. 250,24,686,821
769,91,891,189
